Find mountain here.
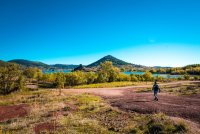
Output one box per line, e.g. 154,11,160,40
153,66,172,68
0,60,9,67
87,55,143,68
184,64,200,68
51,64,79,70
73,64,96,72
8,59,49,68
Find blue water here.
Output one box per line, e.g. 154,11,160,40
43,70,182,78
43,69,71,74
124,71,144,75
124,72,182,78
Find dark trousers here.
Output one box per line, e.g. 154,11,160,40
154,91,158,100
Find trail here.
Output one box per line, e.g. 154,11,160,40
67,81,200,91
63,81,200,125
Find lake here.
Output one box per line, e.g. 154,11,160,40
43,69,71,74
124,72,182,78
43,70,182,78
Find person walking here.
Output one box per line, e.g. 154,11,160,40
152,80,161,101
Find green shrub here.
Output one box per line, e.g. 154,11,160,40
117,73,131,81
130,74,138,82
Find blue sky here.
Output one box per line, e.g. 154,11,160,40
0,0,200,67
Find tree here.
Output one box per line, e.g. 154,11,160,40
194,76,199,80
65,71,87,86
23,67,37,79
0,64,21,94
85,72,97,84
150,68,157,73
117,73,131,81
183,75,190,80
130,74,138,82
18,75,25,91
55,72,66,95
143,71,153,84
155,76,164,82
97,61,120,83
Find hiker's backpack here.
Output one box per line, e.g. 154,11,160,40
154,85,159,91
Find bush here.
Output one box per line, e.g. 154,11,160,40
130,74,138,82
0,64,22,94
184,75,190,80
97,61,120,83
194,76,199,80
143,71,153,82
65,71,87,86
143,114,188,134
155,76,164,82
85,72,97,84
117,73,131,81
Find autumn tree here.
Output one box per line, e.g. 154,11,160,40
97,61,120,83
117,73,131,81
143,71,153,84
130,74,138,82
55,72,66,95
85,72,97,84
65,71,87,86
18,75,25,91
0,63,21,94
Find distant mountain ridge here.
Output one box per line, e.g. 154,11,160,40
87,55,143,68
8,59,79,69
8,59,50,68
5,56,197,69
0,60,9,67
50,64,79,69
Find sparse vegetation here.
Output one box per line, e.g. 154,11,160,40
0,60,199,133
137,82,200,95
0,90,190,133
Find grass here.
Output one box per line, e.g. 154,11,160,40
0,89,190,133
136,82,200,95
73,81,154,89
161,83,200,95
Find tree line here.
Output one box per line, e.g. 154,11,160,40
0,61,199,95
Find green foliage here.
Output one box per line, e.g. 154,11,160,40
143,71,153,82
194,76,200,80
150,68,157,73
117,73,131,81
148,64,200,75
65,71,87,86
135,113,188,134
17,75,26,91
97,61,120,83
155,76,164,82
73,82,135,89
130,74,138,82
55,72,66,95
85,72,97,84
55,72,66,89
23,67,43,80
41,73,56,83
183,75,190,80
0,63,21,94
87,55,132,67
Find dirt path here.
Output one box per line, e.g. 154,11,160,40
64,81,200,124
68,81,200,90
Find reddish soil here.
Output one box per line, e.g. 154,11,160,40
34,122,58,134
0,104,30,122
103,91,200,124
64,81,200,124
